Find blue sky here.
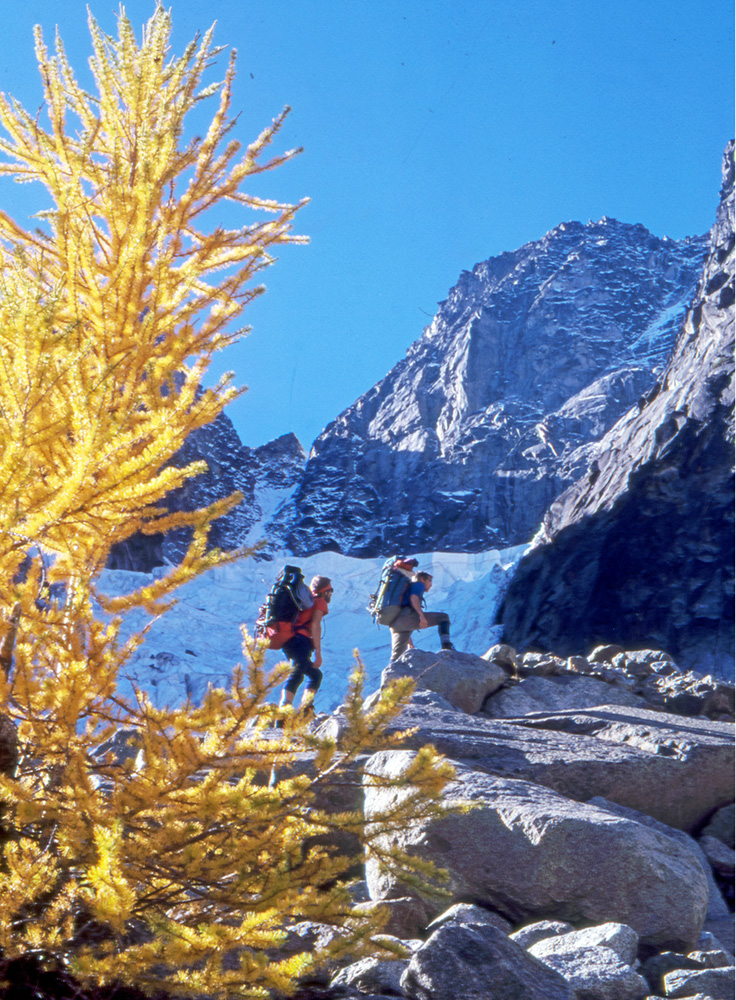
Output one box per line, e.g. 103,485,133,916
1,1,733,449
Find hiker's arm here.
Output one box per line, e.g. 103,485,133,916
410,593,428,629
310,609,324,668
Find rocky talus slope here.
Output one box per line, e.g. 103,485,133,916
274,219,707,557
272,643,735,1000
498,142,735,678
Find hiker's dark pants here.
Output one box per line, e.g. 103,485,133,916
282,632,323,694
389,609,451,661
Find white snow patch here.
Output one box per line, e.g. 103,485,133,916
98,545,527,712
628,297,690,354
243,483,296,547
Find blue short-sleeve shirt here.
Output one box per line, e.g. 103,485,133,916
401,580,426,607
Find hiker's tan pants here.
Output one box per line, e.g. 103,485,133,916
389,609,451,661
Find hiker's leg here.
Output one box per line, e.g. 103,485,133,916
423,611,453,649
281,634,312,705
278,667,299,725
390,628,414,661
388,608,421,660
299,662,323,707
280,665,301,706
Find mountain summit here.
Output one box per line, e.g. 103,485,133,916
274,218,707,556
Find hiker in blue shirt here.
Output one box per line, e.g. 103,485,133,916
388,571,453,661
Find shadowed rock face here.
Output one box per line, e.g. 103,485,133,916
107,418,305,570
274,218,707,557
498,143,735,677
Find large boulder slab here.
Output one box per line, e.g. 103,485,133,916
588,797,731,922
640,947,734,995
386,698,734,832
352,896,428,940
330,956,408,995
530,945,649,1000
483,673,647,717
381,648,506,714
693,937,734,963
702,914,735,959
425,902,512,936
482,642,520,674
263,748,369,858
639,670,736,722
510,920,576,949
365,751,709,951
687,947,734,968
269,920,351,986
400,921,574,1000
699,835,735,878
527,922,639,966
640,951,704,993
701,803,735,848
666,994,727,1000
663,965,735,999
527,927,649,998
502,704,734,831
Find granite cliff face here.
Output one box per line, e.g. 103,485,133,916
275,219,707,556
498,142,735,676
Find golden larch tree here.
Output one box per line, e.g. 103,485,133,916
0,6,453,999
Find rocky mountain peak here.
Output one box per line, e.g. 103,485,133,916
108,153,725,608
252,432,306,488
273,217,708,557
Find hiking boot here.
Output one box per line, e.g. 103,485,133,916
440,641,455,651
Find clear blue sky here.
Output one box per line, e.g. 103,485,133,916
1,1,733,449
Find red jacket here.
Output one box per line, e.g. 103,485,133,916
294,595,329,637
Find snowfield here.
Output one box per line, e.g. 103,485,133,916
100,544,527,712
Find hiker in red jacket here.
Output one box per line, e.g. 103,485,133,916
388,571,453,661
279,575,332,715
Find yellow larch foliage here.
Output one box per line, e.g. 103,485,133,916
0,6,455,999
0,3,306,587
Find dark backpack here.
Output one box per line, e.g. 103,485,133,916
368,556,418,626
255,565,314,649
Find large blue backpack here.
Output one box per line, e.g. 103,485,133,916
368,556,417,626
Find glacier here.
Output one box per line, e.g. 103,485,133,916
99,543,527,713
